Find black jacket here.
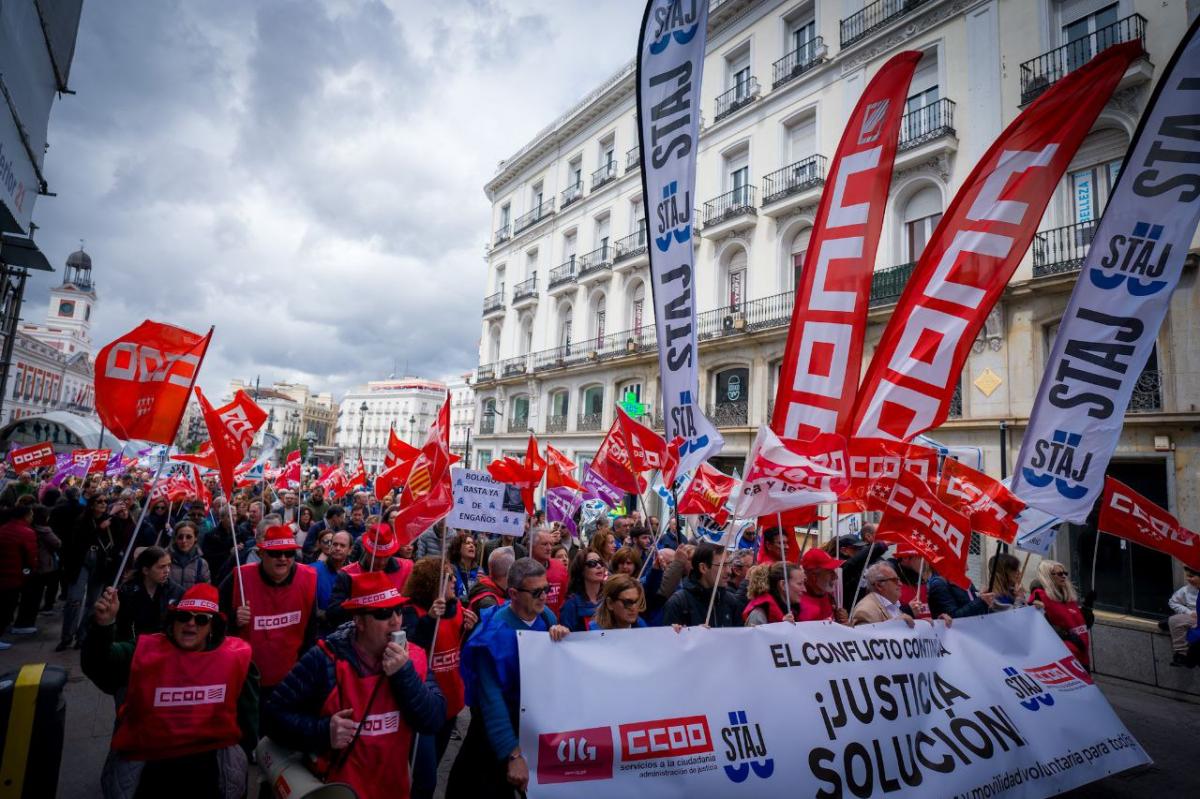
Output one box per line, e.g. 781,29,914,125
927,575,990,618
662,575,743,628
841,542,889,609
115,579,184,642
262,623,445,754
324,558,405,631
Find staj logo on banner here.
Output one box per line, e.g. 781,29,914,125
721,709,773,783
648,0,700,53
1020,429,1091,499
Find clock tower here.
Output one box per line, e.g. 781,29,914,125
21,246,98,357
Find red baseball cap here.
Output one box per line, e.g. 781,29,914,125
171,584,224,620
361,524,399,558
342,570,405,611
801,548,845,571
892,542,923,558
259,525,300,552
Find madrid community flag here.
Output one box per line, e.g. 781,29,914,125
195,387,268,498
875,468,972,589
95,321,212,444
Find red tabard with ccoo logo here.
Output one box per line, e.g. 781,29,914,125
342,560,414,597
314,642,428,798
111,633,251,760
415,602,465,719
543,557,568,615
233,562,317,687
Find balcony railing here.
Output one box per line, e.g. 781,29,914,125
707,402,749,428
898,99,956,151
513,198,555,234
591,160,618,190
501,355,528,378
548,258,578,289
507,415,529,434
714,77,760,122
512,276,538,302
530,325,658,373
561,182,583,209
1032,221,1097,277
772,36,826,88
1130,369,1162,412
479,415,496,434
702,186,757,227
763,155,827,204
482,290,504,315
475,363,496,384
577,412,604,432
1020,15,1146,105
948,381,963,419
614,228,648,263
546,413,568,433
578,244,612,277
841,0,932,48
869,261,916,305
626,146,640,172
494,224,511,246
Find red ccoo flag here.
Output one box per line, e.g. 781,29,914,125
95,321,212,445
195,387,268,499
936,458,1025,544
391,398,454,545
874,468,972,589
545,445,582,491
678,462,736,522
9,441,56,471
1099,477,1200,570
173,441,220,470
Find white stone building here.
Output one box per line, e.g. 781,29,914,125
472,0,1200,641
446,373,475,460
21,248,97,358
335,378,448,474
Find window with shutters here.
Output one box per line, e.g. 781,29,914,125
1060,1,1119,70
784,115,817,166
789,226,811,292
901,185,943,262
903,51,940,141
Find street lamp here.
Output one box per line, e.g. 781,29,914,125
304,430,317,466
408,414,417,446
358,401,369,461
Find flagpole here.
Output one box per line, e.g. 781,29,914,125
111,454,169,588
702,518,735,625
229,502,247,605
636,472,664,580
411,549,451,775
776,511,792,613
916,558,926,610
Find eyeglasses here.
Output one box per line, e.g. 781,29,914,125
1051,570,1068,577
364,606,403,621
265,550,296,560
174,612,212,626
615,597,641,609
585,560,605,569
515,586,548,599
319,538,333,547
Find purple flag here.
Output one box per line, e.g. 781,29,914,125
49,460,87,487
582,466,624,508
546,487,582,540
105,453,127,477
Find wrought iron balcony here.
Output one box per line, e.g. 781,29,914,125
869,261,916,306
626,146,640,172
512,276,538,303
475,363,496,384
482,290,504,315
1129,369,1162,412
529,325,657,373
546,414,568,433
578,244,612,277
501,356,528,378
1020,15,1146,105
494,224,511,246
898,99,956,151
561,182,583,209
772,36,826,88
548,258,578,289
763,155,827,204
1033,221,1097,277
714,77,760,122
841,0,933,48
577,412,604,432
479,415,497,435
513,198,555,234
614,228,648,263
947,381,963,419
702,186,756,227
591,160,618,191
507,415,529,434
707,401,749,428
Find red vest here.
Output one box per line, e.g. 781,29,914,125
742,593,787,624
898,581,931,618
233,563,317,687
415,603,465,719
468,577,505,614
314,643,429,799
111,633,252,761
343,558,414,595
1032,589,1091,668
797,590,833,621
541,558,568,614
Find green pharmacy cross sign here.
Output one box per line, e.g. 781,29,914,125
617,391,650,419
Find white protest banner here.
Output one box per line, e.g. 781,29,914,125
519,608,1148,798
447,467,525,536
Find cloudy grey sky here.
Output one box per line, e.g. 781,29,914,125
28,0,643,399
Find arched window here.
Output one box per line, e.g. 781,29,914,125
548,390,569,432
712,366,750,427
509,395,530,432
901,185,942,262
579,385,605,430
593,294,607,341
487,325,501,363
1065,128,1127,226
788,227,811,292
629,282,646,330
720,247,748,310
518,314,533,356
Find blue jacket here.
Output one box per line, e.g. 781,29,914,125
262,622,445,755
558,592,599,632
588,617,647,631
313,559,340,610
927,575,990,618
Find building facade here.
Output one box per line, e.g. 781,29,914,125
447,374,475,460
472,0,1200,622
21,248,97,357
334,378,448,473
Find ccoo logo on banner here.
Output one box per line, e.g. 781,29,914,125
635,0,723,475
1015,20,1200,521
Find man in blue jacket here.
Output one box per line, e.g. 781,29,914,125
927,567,996,618
449,557,570,796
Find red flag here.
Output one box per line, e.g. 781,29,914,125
487,457,542,514
9,441,56,471
732,429,849,518
172,441,220,470
937,458,1025,544
591,417,642,494
284,449,301,465
875,469,972,589
616,408,671,476
195,387,268,499
95,321,212,444
277,459,301,489
545,445,582,491
772,51,921,440
384,426,420,470
190,465,211,510
146,479,170,505
318,467,349,499
1099,478,1200,570
167,473,193,503
345,458,367,492
842,437,939,512
524,435,547,488
391,398,454,545
678,462,736,519
852,42,1141,442
72,449,111,475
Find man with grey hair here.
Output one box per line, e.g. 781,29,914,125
851,563,915,627
468,545,514,614
530,525,568,614
450,558,569,795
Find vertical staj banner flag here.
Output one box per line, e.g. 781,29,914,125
636,0,723,475
772,51,920,439
850,41,1141,443
1014,19,1200,521
94,321,213,444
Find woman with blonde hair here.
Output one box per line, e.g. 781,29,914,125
590,574,648,630
1031,559,1091,670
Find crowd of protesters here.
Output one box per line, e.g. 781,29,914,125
0,462,1197,798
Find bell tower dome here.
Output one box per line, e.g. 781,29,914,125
20,243,98,357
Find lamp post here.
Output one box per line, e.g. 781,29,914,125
304,430,317,465
357,401,368,462
408,414,417,446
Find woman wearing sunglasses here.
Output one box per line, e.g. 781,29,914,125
82,583,258,797
1031,560,1092,670
558,551,610,632
590,574,648,630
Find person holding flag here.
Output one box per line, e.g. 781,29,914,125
326,524,413,630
